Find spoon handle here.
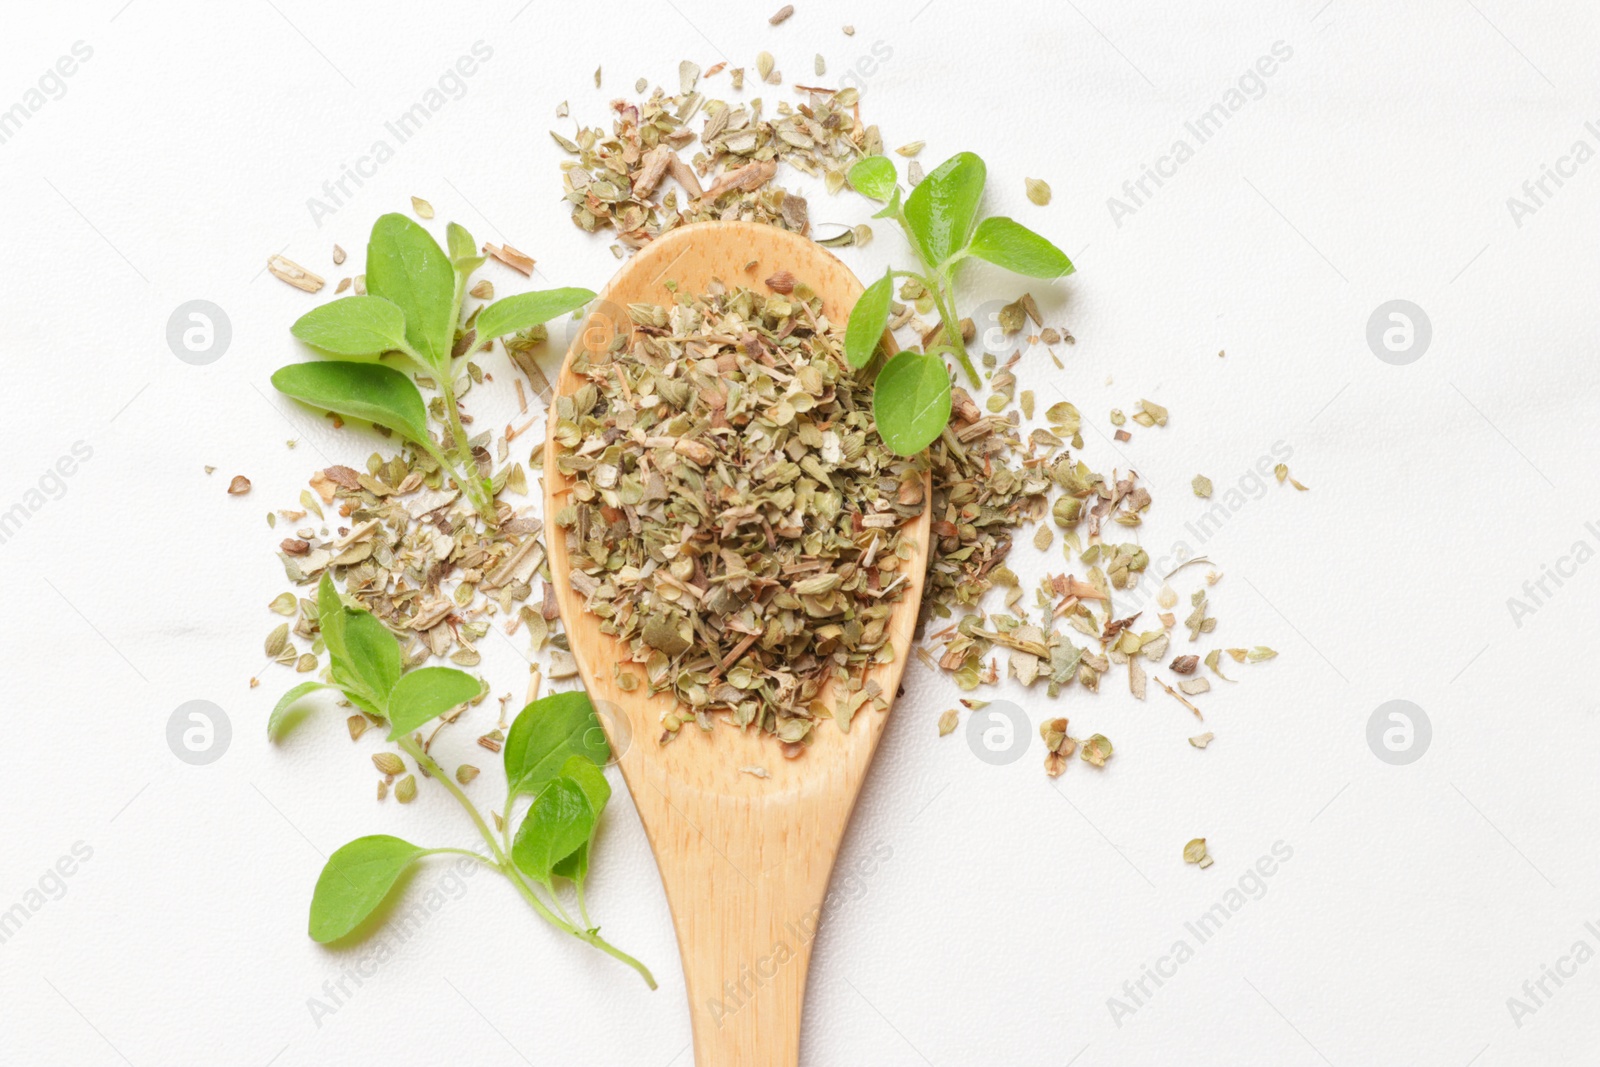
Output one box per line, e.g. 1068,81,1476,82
639,777,844,1066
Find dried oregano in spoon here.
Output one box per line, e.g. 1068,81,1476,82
551,281,927,750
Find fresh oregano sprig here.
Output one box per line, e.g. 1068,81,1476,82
844,151,1075,455
270,576,655,987
273,213,593,523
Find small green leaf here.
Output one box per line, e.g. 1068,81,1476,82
339,610,402,709
902,151,986,267
511,779,590,884
309,835,428,943
966,216,1075,279
845,270,894,370
544,755,604,889
560,755,611,815
474,288,596,343
551,756,611,886
512,770,604,885
872,351,952,456
290,296,411,358
316,573,349,667
847,155,897,201
365,213,455,371
271,361,432,447
386,667,483,739
503,691,609,798
551,840,590,886
268,681,333,741
446,221,476,262
447,223,487,294
314,577,399,716
871,186,903,220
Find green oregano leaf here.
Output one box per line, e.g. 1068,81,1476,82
339,609,402,709
966,216,1076,279
902,151,986,267
289,296,411,358
385,667,483,739
871,186,903,220
872,351,953,456
503,691,610,797
310,573,400,717
316,573,350,668
446,221,476,262
365,213,455,372
267,681,334,742
474,288,596,343
551,756,611,887
847,155,897,201
308,835,428,943
511,776,597,885
845,270,894,370
271,361,432,448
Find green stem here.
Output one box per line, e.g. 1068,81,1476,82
417,438,496,524
575,882,594,930
436,376,479,478
399,738,504,861
926,277,980,388
887,255,981,388
502,863,656,988
577,928,658,989
423,846,500,868
398,737,656,989
400,341,497,523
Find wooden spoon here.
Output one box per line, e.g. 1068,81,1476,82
543,221,932,1066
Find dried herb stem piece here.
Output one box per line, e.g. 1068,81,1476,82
1154,676,1203,720
268,255,325,293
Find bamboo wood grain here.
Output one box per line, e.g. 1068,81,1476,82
543,221,931,1067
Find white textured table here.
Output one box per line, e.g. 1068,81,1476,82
3,1,1596,1064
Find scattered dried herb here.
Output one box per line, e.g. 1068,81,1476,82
1080,733,1113,767
557,78,875,247
268,254,324,293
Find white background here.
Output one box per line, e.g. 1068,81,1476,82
2,1,1597,1064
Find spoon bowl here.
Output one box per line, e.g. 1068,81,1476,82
543,221,931,1066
